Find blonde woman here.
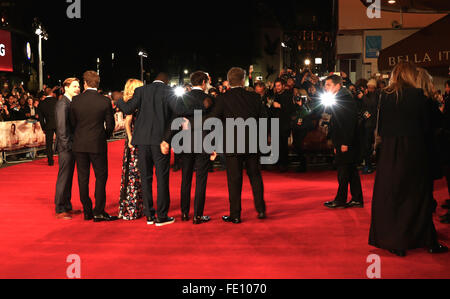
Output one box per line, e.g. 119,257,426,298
369,62,448,257
118,79,144,220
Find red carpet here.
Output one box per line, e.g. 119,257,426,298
0,140,448,279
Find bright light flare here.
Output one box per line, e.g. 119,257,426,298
174,86,186,97
320,92,337,107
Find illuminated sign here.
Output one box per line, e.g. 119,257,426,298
0,30,13,72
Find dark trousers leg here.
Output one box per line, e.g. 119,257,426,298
193,154,210,217
137,145,155,218
279,129,290,167
226,156,244,219
336,164,351,203
363,127,375,167
152,145,171,219
90,152,108,215
45,129,56,163
54,151,75,214
349,164,363,202
74,152,93,214
336,163,363,203
180,154,195,215
292,128,307,169
245,155,266,214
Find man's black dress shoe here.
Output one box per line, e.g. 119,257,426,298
222,216,241,224
181,214,190,222
257,212,267,219
389,249,407,257
155,217,176,227
428,244,448,254
93,212,119,223
146,216,156,225
84,213,94,221
324,201,347,209
193,216,211,225
347,200,364,208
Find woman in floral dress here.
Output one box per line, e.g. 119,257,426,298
118,79,144,220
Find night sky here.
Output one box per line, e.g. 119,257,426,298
8,0,333,90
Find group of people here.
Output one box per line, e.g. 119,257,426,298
19,60,446,258
54,68,266,227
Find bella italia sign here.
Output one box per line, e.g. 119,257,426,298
386,50,450,68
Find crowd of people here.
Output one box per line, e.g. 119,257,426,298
1,60,449,258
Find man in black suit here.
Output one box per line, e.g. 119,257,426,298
323,75,363,209
170,71,213,225
207,67,267,224
39,88,58,166
273,78,295,172
54,78,82,220
70,71,117,222
117,73,186,227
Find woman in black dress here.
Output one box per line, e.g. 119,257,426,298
369,62,448,257
118,79,144,221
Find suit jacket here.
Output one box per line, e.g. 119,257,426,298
70,90,115,154
55,95,73,153
167,89,211,153
329,87,360,164
274,90,296,130
117,81,186,146
39,96,58,131
206,87,267,155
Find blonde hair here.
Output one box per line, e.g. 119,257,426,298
416,68,435,99
385,61,418,95
123,79,143,102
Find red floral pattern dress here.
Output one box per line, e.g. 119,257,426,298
118,114,143,220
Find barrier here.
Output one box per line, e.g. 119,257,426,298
0,112,126,166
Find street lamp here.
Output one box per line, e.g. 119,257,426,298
138,50,148,83
33,18,48,91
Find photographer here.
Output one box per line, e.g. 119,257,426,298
360,80,379,174
273,78,295,172
292,89,315,172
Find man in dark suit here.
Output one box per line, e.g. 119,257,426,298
117,73,186,227
54,78,82,220
323,75,363,209
70,71,117,222
170,71,213,225
206,67,267,224
273,78,295,172
39,88,58,166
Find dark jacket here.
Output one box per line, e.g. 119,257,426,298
168,89,211,153
379,88,429,138
117,81,186,146
55,95,73,153
206,87,267,155
39,96,58,131
329,87,360,164
70,90,115,154
361,91,379,129
274,90,296,130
